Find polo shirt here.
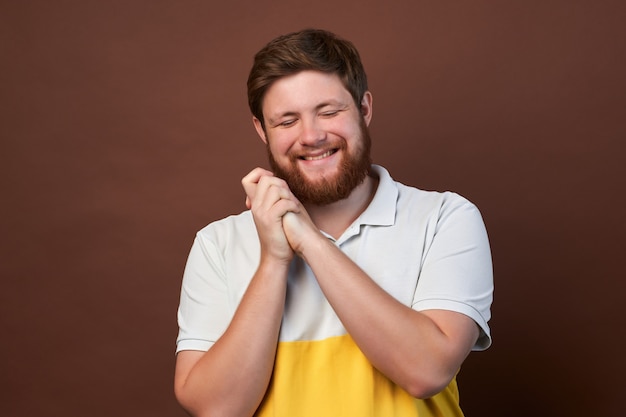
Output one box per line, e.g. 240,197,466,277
176,165,493,416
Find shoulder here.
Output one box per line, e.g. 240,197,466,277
372,164,473,204
196,210,257,248
373,165,484,226
394,182,480,219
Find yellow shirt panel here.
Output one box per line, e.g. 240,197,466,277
255,334,464,417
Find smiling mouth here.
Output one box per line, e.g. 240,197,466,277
300,149,338,161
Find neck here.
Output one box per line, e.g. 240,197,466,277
305,172,379,240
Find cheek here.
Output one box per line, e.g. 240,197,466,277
333,124,361,147
267,135,293,159
327,114,361,139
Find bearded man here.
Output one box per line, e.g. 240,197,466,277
174,28,493,417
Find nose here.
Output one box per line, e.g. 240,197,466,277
299,117,326,146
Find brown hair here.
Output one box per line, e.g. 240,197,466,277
247,29,368,129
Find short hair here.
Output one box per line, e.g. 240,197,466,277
247,28,368,129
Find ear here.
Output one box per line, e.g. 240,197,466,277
252,117,268,144
360,91,373,126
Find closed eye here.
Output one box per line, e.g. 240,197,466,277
278,119,297,127
320,110,340,118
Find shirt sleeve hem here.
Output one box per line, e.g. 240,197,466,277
175,339,214,354
413,299,492,351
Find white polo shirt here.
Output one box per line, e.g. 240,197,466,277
176,165,493,416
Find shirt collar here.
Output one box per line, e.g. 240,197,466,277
323,165,398,244
356,165,397,227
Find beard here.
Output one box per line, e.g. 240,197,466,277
267,117,372,206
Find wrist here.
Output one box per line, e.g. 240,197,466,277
297,231,333,263
258,251,293,271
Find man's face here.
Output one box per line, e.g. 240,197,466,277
254,71,373,205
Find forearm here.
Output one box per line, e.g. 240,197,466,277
300,235,478,398
175,258,289,417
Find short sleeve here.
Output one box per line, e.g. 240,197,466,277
412,194,494,350
176,233,231,353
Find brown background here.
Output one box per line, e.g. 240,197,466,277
1,1,624,416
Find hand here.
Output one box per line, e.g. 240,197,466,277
282,208,320,257
242,168,301,263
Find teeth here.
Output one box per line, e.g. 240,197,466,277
303,150,334,161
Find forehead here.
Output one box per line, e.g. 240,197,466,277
262,71,352,117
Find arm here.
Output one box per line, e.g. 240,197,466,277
282,211,481,399
174,168,300,417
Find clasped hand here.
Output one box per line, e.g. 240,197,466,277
242,167,315,260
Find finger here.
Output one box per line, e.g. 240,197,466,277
242,167,275,203
241,167,274,188
255,179,294,213
272,198,301,219
251,175,290,209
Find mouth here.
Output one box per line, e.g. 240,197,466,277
299,149,338,161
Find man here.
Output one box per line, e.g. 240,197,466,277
174,29,493,417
